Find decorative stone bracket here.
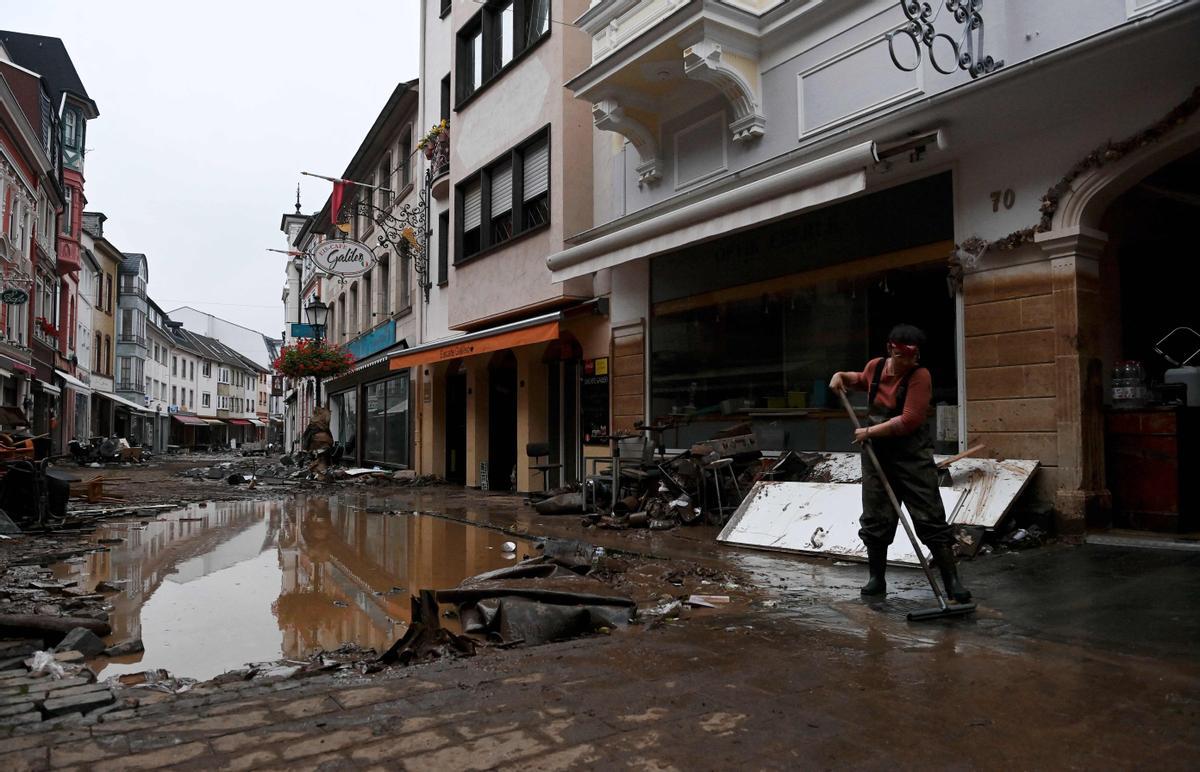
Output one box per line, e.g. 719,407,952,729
592,99,663,185
682,40,765,142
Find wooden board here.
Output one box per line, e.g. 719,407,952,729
802,452,1039,529
717,481,964,566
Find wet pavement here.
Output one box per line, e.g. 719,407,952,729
50,497,538,681
4,482,1200,768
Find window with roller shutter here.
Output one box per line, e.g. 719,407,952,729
454,125,549,263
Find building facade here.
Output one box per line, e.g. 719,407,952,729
0,60,56,434
546,0,1200,533
81,212,119,437
1,31,100,454
391,0,605,490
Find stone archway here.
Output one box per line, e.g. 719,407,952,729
1034,105,1200,532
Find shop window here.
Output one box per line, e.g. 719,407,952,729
364,374,409,467
648,173,956,451
330,390,358,464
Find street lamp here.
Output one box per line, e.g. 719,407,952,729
304,298,330,407
304,297,330,337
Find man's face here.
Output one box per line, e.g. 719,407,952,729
888,342,918,367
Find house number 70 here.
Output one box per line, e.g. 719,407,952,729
991,189,1015,212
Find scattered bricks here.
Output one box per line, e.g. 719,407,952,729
0,676,93,703
43,681,113,702
102,639,144,657
54,627,107,658
42,688,115,717
96,708,138,723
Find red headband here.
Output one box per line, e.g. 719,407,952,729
889,341,919,356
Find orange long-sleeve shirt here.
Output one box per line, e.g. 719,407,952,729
845,357,932,437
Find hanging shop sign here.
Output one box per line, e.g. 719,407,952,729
1,288,30,305
311,239,378,278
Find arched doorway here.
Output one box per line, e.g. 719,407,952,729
444,359,467,484
1094,147,1200,532
487,351,518,491
1039,105,1200,532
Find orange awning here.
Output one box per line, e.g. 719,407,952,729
390,320,560,371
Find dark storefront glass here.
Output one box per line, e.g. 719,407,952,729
364,374,409,468
649,174,956,451
330,390,358,464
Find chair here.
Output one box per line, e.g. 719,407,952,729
526,442,561,492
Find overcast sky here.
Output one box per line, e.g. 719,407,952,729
0,0,420,337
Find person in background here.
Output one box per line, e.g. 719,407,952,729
828,324,971,602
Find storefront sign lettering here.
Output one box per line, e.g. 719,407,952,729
1,288,29,305
439,343,476,360
311,239,378,278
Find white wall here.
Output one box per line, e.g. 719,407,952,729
168,307,275,369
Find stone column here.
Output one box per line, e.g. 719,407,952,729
464,358,488,488
515,346,549,493
1035,226,1112,533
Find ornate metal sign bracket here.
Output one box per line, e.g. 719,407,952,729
887,1,1003,79
340,149,446,305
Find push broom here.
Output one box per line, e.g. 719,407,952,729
837,388,976,621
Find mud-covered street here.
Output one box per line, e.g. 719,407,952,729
3,458,1199,769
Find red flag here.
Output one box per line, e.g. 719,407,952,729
331,179,352,221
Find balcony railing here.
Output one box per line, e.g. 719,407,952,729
117,334,147,347
116,382,144,394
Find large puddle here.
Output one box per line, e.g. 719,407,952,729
51,496,537,681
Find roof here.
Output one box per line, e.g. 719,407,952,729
170,327,267,373
309,79,419,233
0,31,98,117
119,252,147,276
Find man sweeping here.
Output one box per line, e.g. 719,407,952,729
829,324,971,603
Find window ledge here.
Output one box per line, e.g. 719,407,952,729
455,221,550,268
454,31,551,113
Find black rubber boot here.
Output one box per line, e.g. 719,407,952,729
860,546,887,597
932,545,972,603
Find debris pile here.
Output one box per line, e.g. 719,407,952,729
177,455,447,488
0,644,130,729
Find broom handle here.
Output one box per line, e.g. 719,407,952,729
837,388,948,609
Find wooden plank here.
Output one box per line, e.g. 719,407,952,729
717,481,963,566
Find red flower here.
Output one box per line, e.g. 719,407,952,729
272,339,355,378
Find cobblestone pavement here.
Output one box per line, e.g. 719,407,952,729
4,483,1200,769
3,600,1198,771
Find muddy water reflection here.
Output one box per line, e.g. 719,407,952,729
52,496,536,681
